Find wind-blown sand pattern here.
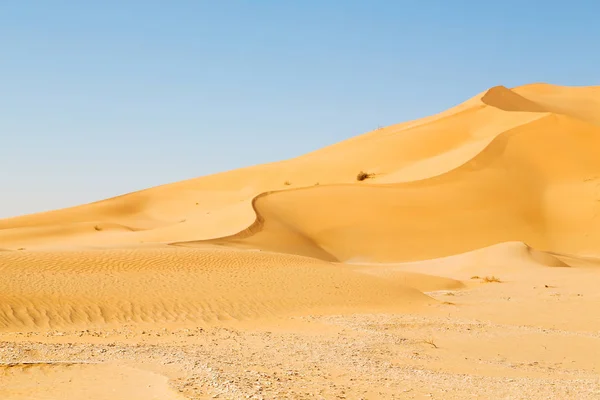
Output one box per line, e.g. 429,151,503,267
1,83,600,399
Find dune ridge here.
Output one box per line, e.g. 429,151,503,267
348,241,572,280
188,112,600,263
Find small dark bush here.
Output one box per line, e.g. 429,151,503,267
356,171,374,181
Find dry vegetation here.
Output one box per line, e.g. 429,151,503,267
470,275,501,283
356,171,375,181
483,276,502,283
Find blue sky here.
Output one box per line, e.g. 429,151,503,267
1,1,599,218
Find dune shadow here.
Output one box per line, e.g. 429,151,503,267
481,86,547,112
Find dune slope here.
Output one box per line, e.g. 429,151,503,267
0,246,429,330
193,113,600,262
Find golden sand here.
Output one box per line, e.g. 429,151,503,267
1,83,600,399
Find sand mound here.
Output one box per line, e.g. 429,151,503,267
353,242,570,281
0,246,429,330
350,268,465,292
0,363,185,400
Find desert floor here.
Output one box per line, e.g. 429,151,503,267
1,247,599,399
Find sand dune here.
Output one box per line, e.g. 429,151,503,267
4,83,597,250
349,242,571,281
0,83,599,328
3,83,600,399
513,83,600,125
192,113,600,262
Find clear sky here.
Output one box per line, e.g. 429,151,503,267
1,1,599,218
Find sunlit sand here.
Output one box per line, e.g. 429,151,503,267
1,83,600,399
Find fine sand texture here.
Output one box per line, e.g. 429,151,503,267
1,83,600,399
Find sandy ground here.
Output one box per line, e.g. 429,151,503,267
1,83,600,399
2,256,600,399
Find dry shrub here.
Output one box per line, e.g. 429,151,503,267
483,276,501,283
357,171,374,181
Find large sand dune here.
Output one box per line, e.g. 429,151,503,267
2,83,600,398
196,113,600,262
0,83,599,325
1,84,598,251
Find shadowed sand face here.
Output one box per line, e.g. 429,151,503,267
1,83,600,399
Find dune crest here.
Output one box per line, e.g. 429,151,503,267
479,85,547,112
349,242,571,280
187,113,600,263
513,83,600,125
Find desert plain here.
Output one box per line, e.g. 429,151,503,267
1,83,600,399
